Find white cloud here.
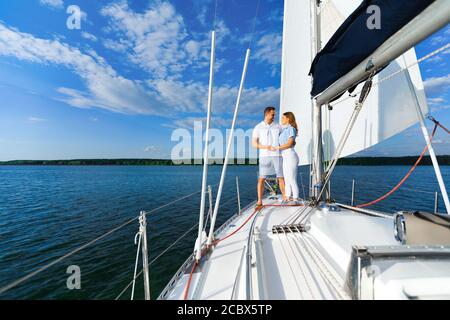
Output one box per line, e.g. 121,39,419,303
165,116,257,131
28,117,47,123
431,35,447,45
0,22,279,117
143,145,161,152
444,26,450,36
254,33,282,76
424,74,450,96
101,1,189,77
427,97,446,106
149,79,280,115
431,105,450,113
39,0,64,9
81,32,97,42
100,1,228,77
0,22,164,115
102,39,129,52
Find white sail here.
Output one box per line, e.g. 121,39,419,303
280,0,429,165
320,0,429,161
279,0,314,166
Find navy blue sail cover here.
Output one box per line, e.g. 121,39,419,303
309,0,435,99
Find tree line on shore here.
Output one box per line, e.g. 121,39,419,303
1,155,450,166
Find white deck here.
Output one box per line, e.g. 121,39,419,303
161,197,396,300
160,196,450,300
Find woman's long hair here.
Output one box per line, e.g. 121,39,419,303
283,112,299,135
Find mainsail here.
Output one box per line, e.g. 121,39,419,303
279,0,314,166
280,0,430,165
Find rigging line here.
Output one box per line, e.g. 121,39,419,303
283,205,310,225
115,222,199,300
0,186,214,297
203,189,254,231
279,201,310,225
428,115,450,135
247,0,262,49
293,205,315,225
298,232,349,300
280,204,309,226
275,231,304,299
289,232,334,299
356,122,439,208
212,0,219,30
143,179,231,213
282,230,317,299
0,216,138,297
330,42,450,109
184,261,199,300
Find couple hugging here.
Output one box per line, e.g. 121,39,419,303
252,106,300,207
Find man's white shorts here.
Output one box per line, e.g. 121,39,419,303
259,156,283,179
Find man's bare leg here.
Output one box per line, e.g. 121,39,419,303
278,177,287,201
257,178,265,206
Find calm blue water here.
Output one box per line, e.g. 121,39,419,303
0,165,449,300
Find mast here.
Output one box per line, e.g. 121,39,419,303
311,0,323,200
207,49,251,246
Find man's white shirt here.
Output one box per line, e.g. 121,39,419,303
252,121,282,158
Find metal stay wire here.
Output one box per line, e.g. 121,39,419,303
0,178,235,297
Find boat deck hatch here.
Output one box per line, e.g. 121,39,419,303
272,224,309,234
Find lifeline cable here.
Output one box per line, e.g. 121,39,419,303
356,122,439,208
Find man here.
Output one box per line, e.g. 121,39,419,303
252,106,286,207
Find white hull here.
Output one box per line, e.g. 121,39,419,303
159,196,450,300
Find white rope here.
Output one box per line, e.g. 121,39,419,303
130,230,142,300
330,42,450,109
295,230,349,300
282,231,317,299
275,232,304,298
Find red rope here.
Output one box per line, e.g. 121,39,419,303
428,115,450,135
183,261,198,300
214,207,262,245
213,203,303,245
356,123,438,208
436,121,450,135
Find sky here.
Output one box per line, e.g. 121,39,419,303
0,0,449,161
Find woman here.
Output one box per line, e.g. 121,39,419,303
270,112,300,203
